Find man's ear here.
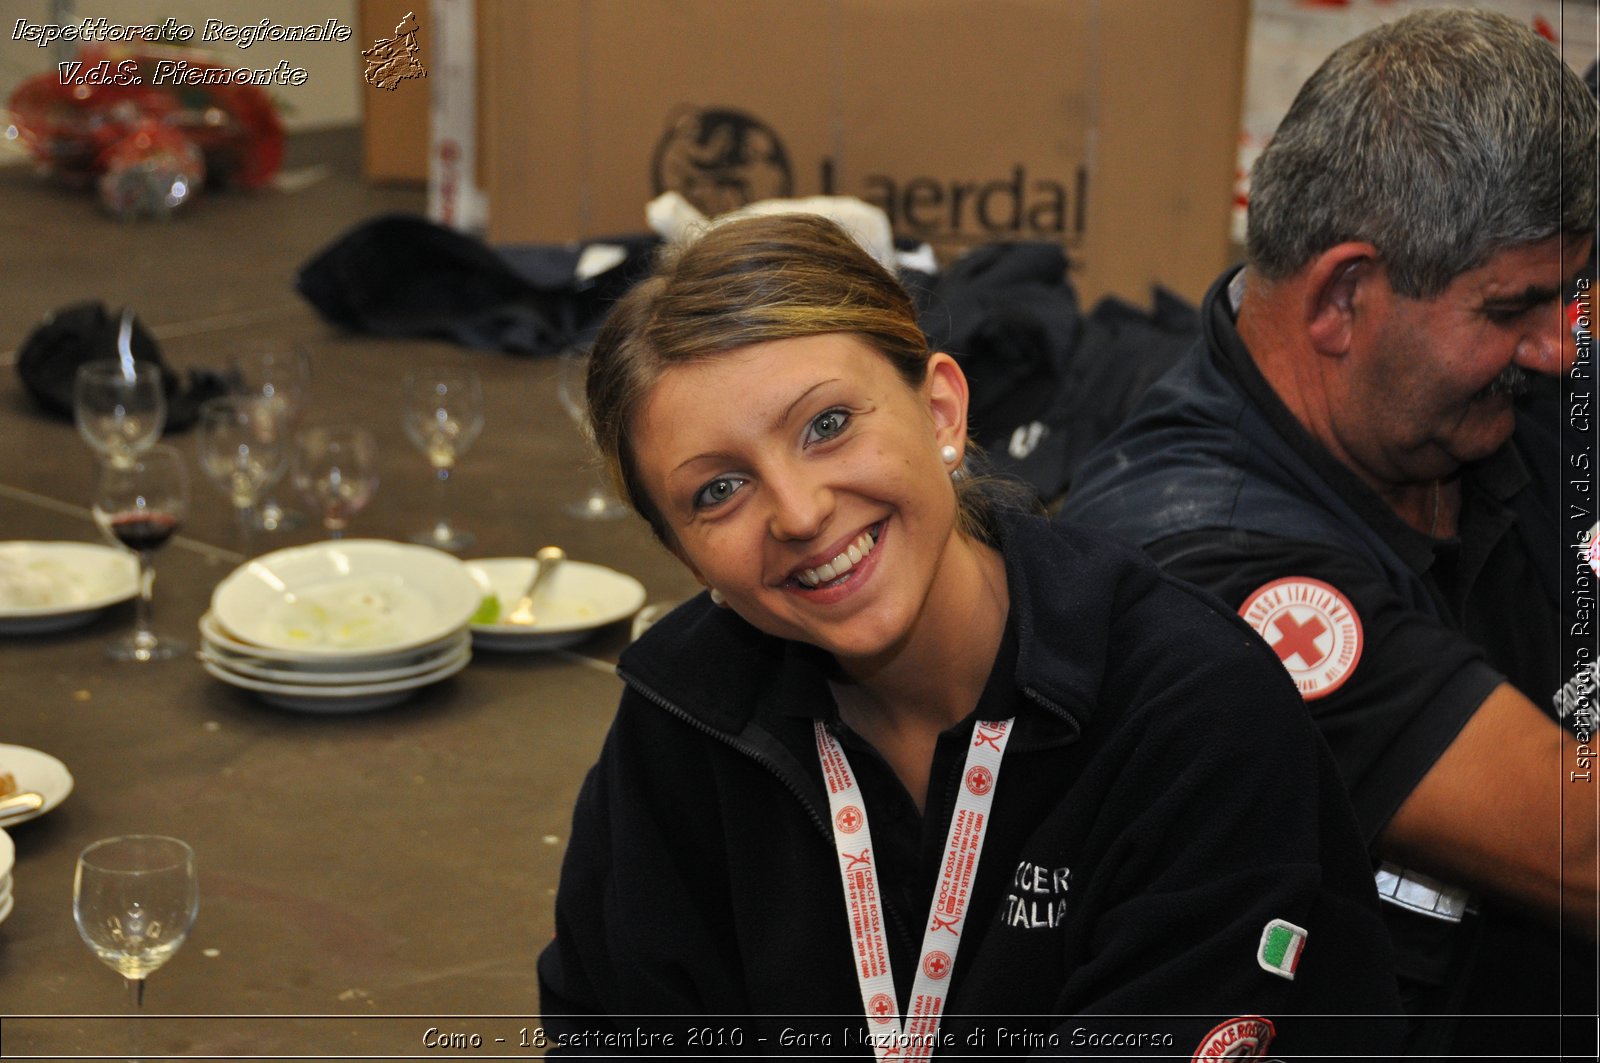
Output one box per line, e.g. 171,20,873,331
924,353,971,451
1302,242,1381,358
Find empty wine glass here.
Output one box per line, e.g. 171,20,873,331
293,426,379,540
74,359,166,468
196,396,288,557
226,340,311,531
557,348,628,520
402,366,484,551
91,444,189,662
74,835,198,1011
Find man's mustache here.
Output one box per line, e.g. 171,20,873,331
1478,365,1531,399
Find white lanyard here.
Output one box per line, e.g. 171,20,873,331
814,717,1014,1061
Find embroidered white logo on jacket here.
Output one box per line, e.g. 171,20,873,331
1005,860,1070,929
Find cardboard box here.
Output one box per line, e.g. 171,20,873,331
476,0,1248,305
358,0,431,183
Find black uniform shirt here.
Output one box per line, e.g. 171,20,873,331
1146,285,1563,843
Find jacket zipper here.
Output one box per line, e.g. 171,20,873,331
616,667,835,840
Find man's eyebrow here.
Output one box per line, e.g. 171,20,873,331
1481,284,1563,309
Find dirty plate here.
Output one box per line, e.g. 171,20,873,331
0,542,138,634
466,558,646,652
211,540,479,657
0,744,74,825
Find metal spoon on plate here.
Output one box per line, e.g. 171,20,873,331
0,791,45,823
503,546,566,626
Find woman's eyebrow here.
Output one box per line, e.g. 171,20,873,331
777,378,842,430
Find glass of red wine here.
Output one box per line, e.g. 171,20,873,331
91,444,190,662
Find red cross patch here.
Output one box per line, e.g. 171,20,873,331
921,950,952,980
1238,577,1363,700
1190,1016,1276,1060
868,992,895,1023
835,805,864,835
965,765,994,796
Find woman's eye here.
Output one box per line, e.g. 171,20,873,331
693,476,746,509
805,408,850,446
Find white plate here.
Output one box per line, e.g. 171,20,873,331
0,829,11,879
200,643,467,701
200,631,469,685
0,542,139,634
198,611,464,671
0,889,12,927
211,540,480,657
0,745,74,826
467,558,646,652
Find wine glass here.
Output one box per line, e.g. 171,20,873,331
401,366,484,551
557,348,628,520
74,360,166,468
226,340,311,531
196,396,287,558
293,426,379,540
74,835,198,1011
91,444,189,662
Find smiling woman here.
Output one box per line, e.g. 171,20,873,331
536,214,1406,1057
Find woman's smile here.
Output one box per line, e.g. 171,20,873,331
630,332,978,663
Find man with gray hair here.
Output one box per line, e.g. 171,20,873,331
1062,8,1595,1055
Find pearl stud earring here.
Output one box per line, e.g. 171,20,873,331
940,444,960,464
709,588,726,606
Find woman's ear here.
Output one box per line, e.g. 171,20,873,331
924,353,971,451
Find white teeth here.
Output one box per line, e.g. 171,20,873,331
797,529,878,588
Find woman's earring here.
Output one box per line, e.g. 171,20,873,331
709,588,726,606
940,444,960,465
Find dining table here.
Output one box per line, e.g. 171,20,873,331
0,128,704,1057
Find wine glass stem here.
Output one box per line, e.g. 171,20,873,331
127,975,146,1010
133,552,156,645
234,504,256,557
432,465,452,532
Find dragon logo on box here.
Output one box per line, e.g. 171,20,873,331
652,106,793,217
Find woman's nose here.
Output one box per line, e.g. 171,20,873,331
766,469,831,543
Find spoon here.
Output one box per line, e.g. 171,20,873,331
503,546,566,626
0,790,45,823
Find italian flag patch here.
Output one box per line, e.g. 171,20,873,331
1257,919,1306,980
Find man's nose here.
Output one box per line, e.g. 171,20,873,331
1516,303,1577,376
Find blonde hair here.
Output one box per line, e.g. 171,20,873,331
584,213,1025,545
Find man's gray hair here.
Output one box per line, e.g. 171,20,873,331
1246,7,1596,298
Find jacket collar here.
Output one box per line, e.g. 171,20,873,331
617,510,1125,744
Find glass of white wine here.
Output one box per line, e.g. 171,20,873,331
556,348,628,520
227,339,311,531
402,366,484,551
293,425,379,540
74,360,167,468
196,396,287,558
73,835,198,1011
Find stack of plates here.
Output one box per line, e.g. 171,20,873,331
0,828,14,927
200,540,482,713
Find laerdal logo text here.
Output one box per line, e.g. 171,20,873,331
652,106,1084,248
822,159,1086,247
